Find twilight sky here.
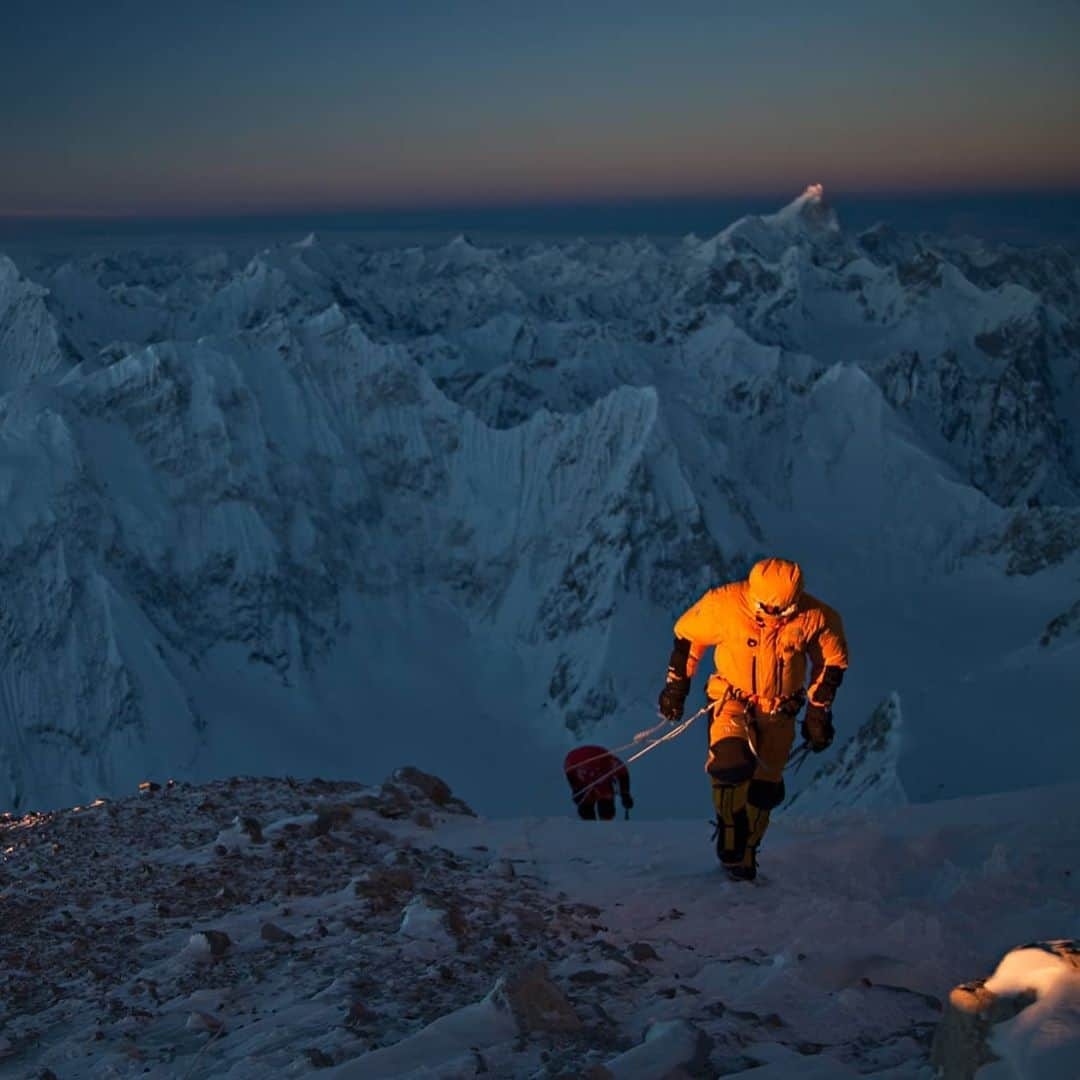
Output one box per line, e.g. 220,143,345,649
3,0,1079,219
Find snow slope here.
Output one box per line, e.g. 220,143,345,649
1,770,1077,1078
1,186,1078,816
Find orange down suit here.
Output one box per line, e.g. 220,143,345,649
673,574,848,783
666,558,848,876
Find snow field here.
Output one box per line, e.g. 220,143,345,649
1,770,1077,1077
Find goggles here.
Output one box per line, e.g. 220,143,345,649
755,600,797,618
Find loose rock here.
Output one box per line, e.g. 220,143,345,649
494,961,582,1034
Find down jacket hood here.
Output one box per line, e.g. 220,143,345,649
747,558,804,610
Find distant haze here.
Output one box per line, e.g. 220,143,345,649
3,2,1079,220
2,191,1079,254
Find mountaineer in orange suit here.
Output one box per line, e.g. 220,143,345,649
657,558,848,880
563,746,633,821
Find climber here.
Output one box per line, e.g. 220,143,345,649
656,557,848,880
563,745,634,821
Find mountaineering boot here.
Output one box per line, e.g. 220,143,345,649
726,847,757,882
712,780,751,875
709,816,757,880
727,779,786,882
727,802,769,881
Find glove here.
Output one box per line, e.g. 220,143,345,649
657,677,690,722
777,689,807,716
621,792,634,811
801,704,834,753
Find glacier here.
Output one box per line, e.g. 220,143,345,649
0,185,1077,816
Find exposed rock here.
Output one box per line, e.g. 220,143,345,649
1041,598,1080,648
930,939,1080,1079
237,815,264,843
493,961,582,1034
350,770,476,822
260,921,296,944
186,1009,225,1034
352,866,416,912
356,784,412,820
392,766,454,805
992,507,1080,576
569,969,609,985
628,941,660,963
310,804,352,837
344,1001,373,1027
190,929,232,958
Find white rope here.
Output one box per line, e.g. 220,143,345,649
560,717,673,782
568,700,716,804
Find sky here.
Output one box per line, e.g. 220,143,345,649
2,1,1080,220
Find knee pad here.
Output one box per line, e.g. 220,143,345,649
707,737,756,784
596,798,616,821
576,800,596,820
748,778,785,810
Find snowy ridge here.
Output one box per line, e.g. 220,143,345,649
0,309,714,810
0,254,69,392
717,182,841,260
1,189,1079,813
787,693,907,815
1,770,1077,1077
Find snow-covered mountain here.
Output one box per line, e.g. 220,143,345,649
1,186,1078,815
787,692,908,816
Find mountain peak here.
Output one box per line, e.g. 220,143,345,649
714,183,841,259
765,183,839,232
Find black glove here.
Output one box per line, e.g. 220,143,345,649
801,704,834,753
657,677,690,722
777,689,807,716
621,792,634,811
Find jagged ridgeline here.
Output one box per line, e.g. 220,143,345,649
1,187,1078,812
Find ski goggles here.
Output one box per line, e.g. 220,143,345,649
755,600,797,618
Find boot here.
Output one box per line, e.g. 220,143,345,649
711,791,775,881
726,846,757,882
738,779,784,880
711,781,750,872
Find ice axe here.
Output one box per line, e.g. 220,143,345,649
788,740,813,776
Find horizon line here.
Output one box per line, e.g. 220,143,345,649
4,183,1080,227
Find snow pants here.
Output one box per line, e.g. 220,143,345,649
706,700,795,869
577,798,616,821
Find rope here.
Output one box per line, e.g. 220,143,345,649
561,715,673,780
568,699,716,804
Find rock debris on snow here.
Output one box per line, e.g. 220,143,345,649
1,770,1080,1076
493,961,583,1034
